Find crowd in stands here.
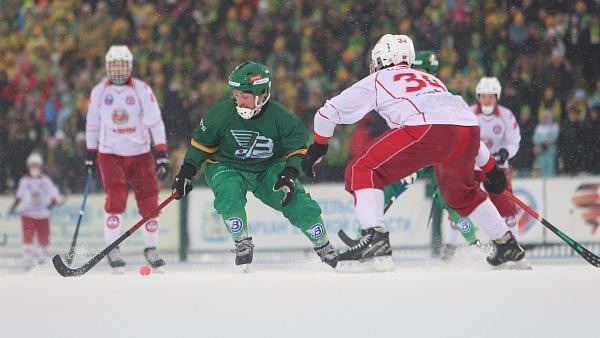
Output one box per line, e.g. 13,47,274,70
0,0,598,194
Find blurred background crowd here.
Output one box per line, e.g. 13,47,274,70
0,0,598,194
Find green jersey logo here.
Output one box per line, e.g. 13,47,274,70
231,130,274,159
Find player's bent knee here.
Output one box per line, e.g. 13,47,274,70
214,198,246,215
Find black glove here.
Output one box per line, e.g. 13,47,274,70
273,167,298,207
85,150,97,171
172,163,196,200
155,151,170,180
483,165,506,194
493,148,509,165
301,143,328,178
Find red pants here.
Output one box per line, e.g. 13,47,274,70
21,216,49,246
97,152,160,218
345,124,487,216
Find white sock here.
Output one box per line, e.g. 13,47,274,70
467,198,509,240
505,215,519,240
142,218,159,248
39,246,49,261
354,188,385,230
445,219,460,246
104,213,123,244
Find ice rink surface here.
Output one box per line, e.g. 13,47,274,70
0,256,598,338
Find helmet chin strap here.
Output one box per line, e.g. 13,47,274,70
236,92,270,119
481,105,495,115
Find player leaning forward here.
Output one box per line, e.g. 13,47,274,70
172,61,339,269
85,45,170,271
302,34,526,268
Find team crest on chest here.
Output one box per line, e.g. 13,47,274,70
104,94,114,105
230,130,274,159
125,96,135,105
493,124,502,134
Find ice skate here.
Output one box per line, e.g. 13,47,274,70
486,231,530,269
232,237,254,273
314,241,339,268
337,227,393,272
440,244,457,262
23,259,35,271
144,247,166,273
37,251,49,266
107,246,126,274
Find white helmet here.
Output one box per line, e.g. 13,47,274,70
476,77,502,99
105,45,133,85
26,153,43,167
370,34,416,73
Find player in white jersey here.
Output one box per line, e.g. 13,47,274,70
9,153,61,270
302,34,526,268
85,45,170,271
442,77,523,257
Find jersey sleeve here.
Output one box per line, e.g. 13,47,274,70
476,140,496,173
85,86,101,151
183,108,222,168
278,110,308,173
313,74,377,138
45,176,61,202
502,109,521,159
138,83,167,152
15,177,25,200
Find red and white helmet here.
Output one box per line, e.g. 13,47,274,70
105,45,133,85
370,34,415,73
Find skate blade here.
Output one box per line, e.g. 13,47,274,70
111,267,125,275
493,258,533,270
237,264,251,273
336,256,394,273
152,266,166,274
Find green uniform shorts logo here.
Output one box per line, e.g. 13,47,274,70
457,218,472,233
231,130,274,159
226,217,245,233
307,224,325,240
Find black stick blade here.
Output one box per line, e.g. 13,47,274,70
578,246,600,267
338,229,360,247
53,255,81,277
52,254,104,277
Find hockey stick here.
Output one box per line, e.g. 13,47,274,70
507,192,600,267
65,169,93,265
52,192,178,277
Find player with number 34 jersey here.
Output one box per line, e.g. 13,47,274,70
304,34,526,269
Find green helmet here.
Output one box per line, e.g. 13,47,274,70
412,50,439,76
228,61,272,119
228,60,271,96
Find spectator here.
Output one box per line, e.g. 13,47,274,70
582,106,600,174
558,106,585,175
533,109,559,177
511,106,536,177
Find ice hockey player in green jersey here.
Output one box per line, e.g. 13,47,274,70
172,60,339,270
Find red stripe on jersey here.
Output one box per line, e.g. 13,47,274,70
375,78,426,123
